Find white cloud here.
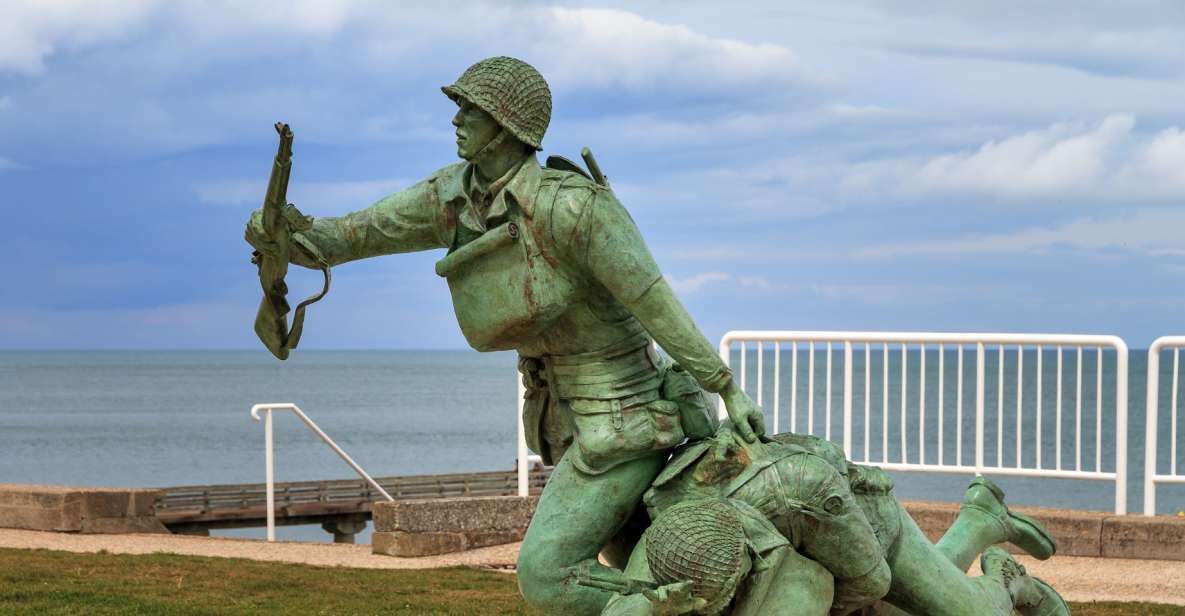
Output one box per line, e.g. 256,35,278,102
0,96,10,110
738,276,772,289
863,208,1185,258
0,2,829,164
910,114,1132,199
809,283,903,306
1115,126,1185,197
533,8,822,94
881,24,1185,80
665,272,772,293
839,114,1185,202
0,156,26,171
0,0,157,74
560,103,904,151
0,2,818,95
667,272,730,293
193,178,408,215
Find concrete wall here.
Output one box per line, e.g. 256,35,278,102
371,495,1185,561
372,496,538,557
0,484,168,534
901,501,1185,561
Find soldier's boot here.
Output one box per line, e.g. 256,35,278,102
980,547,1071,616
937,477,1056,571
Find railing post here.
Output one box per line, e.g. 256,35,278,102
517,376,529,498
976,343,985,475
719,335,733,421
264,408,275,542
843,342,853,457
1144,343,1161,516
1114,341,1129,515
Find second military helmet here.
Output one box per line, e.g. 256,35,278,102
645,498,753,615
442,56,552,150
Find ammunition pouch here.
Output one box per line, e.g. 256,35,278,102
517,332,717,474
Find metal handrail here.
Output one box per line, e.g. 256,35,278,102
250,402,393,541
719,330,1129,514
1144,336,1185,516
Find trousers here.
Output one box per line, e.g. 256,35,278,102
516,448,667,615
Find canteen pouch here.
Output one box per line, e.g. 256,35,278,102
436,219,578,352
517,356,574,466
568,397,685,474
660,362,719,439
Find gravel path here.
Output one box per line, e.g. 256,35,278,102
3,529,1184,605
999,554,1185,606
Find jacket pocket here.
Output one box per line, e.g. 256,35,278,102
569,398,685,471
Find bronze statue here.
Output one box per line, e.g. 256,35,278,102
245,56,766,615
246,56,1075,616
595,425,1070,616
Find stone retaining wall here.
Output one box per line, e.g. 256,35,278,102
4,482,1181,561
906,501,1185,561
0,484,168,534
372,496,538,557
371,495,1185,560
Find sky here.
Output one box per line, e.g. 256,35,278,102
1,0,1183,350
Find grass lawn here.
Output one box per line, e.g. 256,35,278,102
0,547,1181,615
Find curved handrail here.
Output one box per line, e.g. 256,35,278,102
250,402,393,541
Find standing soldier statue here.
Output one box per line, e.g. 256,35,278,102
245,56,766,615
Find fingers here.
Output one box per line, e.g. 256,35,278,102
245,209,271,249
751,410,767,437
734,413,757,443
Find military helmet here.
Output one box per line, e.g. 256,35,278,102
645,498,752,615
441,56,552,150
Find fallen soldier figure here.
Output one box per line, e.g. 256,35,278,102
586,424,1070,616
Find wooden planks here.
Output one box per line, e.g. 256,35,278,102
155,470,551,526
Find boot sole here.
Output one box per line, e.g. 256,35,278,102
1008,510,1057,560
1027,577,1071,616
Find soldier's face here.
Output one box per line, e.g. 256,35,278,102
453,100,501,161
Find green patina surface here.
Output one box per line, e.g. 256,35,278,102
244,57,1076,615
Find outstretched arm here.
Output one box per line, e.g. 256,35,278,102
246,173,453,269
564,187,765,441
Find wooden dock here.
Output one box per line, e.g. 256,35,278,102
156,469,550,541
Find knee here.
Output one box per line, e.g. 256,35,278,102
516,537,567,609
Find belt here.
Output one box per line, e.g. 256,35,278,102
520,330,665,401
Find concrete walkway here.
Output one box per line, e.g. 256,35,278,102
2,528,1184,606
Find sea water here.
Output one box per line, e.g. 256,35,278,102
0,350,1180,543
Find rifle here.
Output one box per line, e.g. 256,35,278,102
251,122,331,360
574,563,658,595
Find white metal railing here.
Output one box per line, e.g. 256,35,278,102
719,331,1130,514
1144,337,1185,516
514,379,543,497
516,380,529,497
250,403,393,541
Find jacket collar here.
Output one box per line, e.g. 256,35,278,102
461,154,541,224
